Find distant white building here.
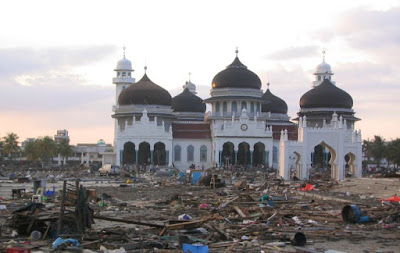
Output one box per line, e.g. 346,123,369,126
54,129,69,144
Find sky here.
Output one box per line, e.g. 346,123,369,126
1,0,400,145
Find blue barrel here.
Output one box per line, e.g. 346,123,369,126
342,205,361,223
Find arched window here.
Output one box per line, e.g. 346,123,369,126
241,101,247,110
232,101,237,113
273,146,278,163
200,145,207,162
174,145,181,162
256,103,261,112
122,86,126,90
251,102,254,113
318,76,321,81
215,102,220,112
187,145,194,162
117,72,120,77
122,72,126,77
128,72,131,77
223,102,227,113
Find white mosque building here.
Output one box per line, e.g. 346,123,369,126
110,49,362,180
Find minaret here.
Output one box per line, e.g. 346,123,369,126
113,46,135,105
312,50,335,88
182,72,197,94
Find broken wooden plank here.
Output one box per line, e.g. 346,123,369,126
233,206,247,218
93,215,164,228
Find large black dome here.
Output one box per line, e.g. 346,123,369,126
172,88,206,113
118,74,172,106
261,88,288,114
211,56,262,90
300,78,353,109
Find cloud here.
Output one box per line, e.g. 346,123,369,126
266,46,319,60
312,6,400,64
0,45,118,144
0,45,117,77
335,7,400,48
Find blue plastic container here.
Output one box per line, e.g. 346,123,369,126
182,244,209,253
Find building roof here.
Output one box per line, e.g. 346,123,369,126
172,88,206,113
211,55,262,90
118,73,172,106
261,88,288,114
172,122,211,139
300,78,353,109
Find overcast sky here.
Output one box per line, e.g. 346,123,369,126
1,0,399,145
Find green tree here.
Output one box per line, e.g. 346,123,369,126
371,135,386,168
362,139,373,162
386,138,400,169
24,140,39,164
36,136,57,168
57,138,73,165
0,141,3,163
2,133,20,164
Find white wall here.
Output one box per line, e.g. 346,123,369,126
172,139,212,170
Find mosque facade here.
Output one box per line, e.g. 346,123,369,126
111,50,362,180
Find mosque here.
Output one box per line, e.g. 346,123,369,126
110,49,363,180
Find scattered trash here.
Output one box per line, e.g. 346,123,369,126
52,237,80,250
178,214,193,221
0,168,398,252
30,230,41,241
182,243,209,253
299,184,315,191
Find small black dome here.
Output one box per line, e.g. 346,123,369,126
300,78,353,109
261,88,288,114
118,74,172,106
211,56,262,90
172,88,205,113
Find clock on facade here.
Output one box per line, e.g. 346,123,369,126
241,124,248,131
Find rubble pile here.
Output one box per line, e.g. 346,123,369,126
0,169,399,252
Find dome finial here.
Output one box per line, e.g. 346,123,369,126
144,65,147,73
235,47,239,57
188,72,191,82
123,46,126,58
322,49,326,62
267,81,270,90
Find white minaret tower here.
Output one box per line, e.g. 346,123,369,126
182,72,197,94
113,46,135,105
312,50,335,88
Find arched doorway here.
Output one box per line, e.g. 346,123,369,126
253,142,265,166
154,142,166,166
311,142,337,179
238,142,250,166
138,142,151,165
312,144,331,169
345,153,356,177
291,152,301,179
222,142,234,167
123,142,136,165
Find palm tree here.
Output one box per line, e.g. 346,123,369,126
2,133,20,164
371,135,386,168
386,138,400,169
362,139,373,162
36,136,57,168
24,140,39,164
57,138,73,165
